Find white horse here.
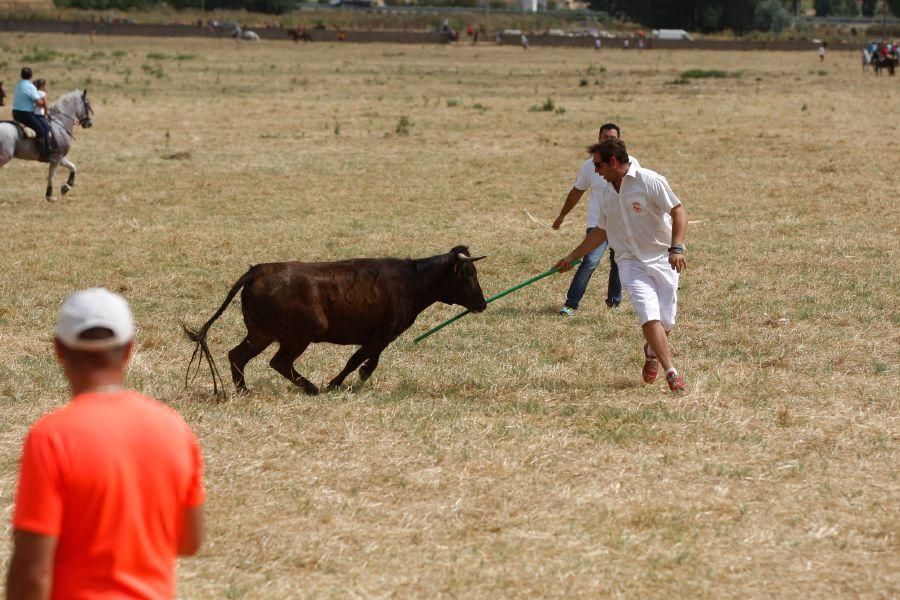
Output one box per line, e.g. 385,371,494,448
0,89,93,201
232,25,260,41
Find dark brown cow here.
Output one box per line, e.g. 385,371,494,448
184,246,487,396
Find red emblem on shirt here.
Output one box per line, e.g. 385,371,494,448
632,202,642,213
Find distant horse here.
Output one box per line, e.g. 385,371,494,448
289,28,312,42
0,89,93,201
231,25,260,41
872,53,898,76
862,49,872,72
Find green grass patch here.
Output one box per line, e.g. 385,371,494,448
680,69,741,79
21,48,60,62
395,115,411,136
529,97,556,112
141,64,165,78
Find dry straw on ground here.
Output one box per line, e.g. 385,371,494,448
0,34,897,598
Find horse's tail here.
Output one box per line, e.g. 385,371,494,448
182,267,256,398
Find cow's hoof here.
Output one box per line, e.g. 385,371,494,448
304,384,320,396
61,183,71,196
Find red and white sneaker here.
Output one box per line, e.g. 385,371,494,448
642,343,659,384
666,371,687,393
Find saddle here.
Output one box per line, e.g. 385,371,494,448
0,121,37,139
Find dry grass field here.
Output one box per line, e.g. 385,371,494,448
0,33,897,598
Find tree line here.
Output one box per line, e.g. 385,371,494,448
52,0,900,23
54,0,295,14
591,0,900,33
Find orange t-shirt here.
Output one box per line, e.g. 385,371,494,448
13,390,205,599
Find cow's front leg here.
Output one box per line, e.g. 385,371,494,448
327,346,372,391
358,353,383,382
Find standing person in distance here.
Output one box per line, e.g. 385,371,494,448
6,288,205,599
554,138,689,393
553,123,639,315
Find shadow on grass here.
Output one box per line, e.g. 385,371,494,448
608,377,644,391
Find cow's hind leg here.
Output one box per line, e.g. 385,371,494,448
228,330,273,393
269,342,319,395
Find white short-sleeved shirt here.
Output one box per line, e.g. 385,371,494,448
589,162,681,265
574,155,640,228
35,90,46,116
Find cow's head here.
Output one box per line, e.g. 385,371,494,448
443,246,488,313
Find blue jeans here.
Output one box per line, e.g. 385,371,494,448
12,109,49,141
564,228,622,309
13,109,51,159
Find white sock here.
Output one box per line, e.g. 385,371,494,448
665,368,677,378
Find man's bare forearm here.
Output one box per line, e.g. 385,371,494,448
553,188,585,229
565,228,607,263
558,187,584,218
670,204,687,246
7,531,57,600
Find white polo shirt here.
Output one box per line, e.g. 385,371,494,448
589,162,681,265
574,155,640,229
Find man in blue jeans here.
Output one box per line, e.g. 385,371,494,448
553,123,639,315
11,67,50,162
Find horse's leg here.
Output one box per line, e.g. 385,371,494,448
45,162,58,202
60,156,77,195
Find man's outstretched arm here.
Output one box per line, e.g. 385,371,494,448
554,228,608,271
553,187,585,229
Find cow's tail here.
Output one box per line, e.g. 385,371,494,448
182,268,255,398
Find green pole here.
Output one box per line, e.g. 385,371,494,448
413,258,582,344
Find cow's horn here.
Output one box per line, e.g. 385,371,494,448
457,253,486,262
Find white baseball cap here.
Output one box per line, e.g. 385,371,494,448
55,288,135,350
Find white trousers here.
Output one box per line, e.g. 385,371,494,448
617,258,679,331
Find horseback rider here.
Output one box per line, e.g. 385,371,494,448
12,67,51,162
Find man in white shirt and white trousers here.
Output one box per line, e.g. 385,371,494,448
555,137,688,393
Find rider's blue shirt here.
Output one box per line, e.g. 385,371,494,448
12,79,40,112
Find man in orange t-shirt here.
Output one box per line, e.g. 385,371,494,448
6,288,205,599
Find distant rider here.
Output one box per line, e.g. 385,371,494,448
12,67,50,161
